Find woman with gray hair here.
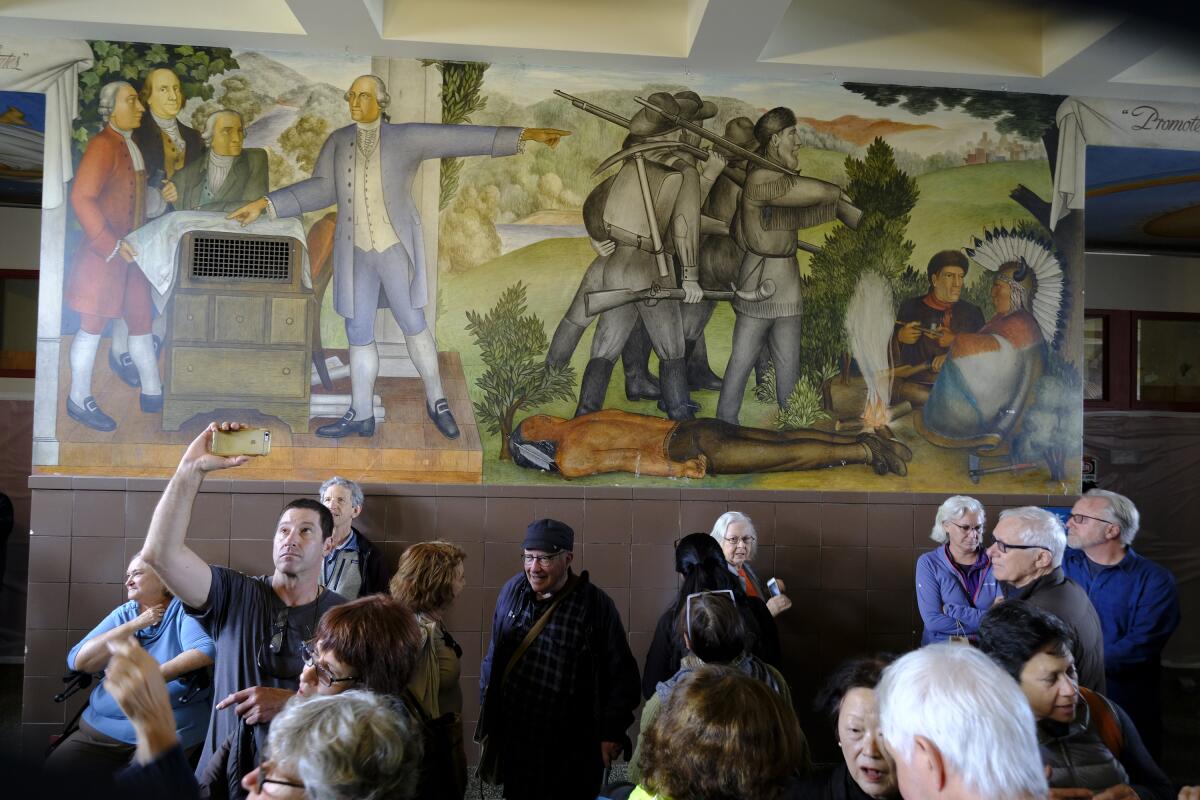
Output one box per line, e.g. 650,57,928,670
915,495,999,644
711,511,792,616
241,690,423,800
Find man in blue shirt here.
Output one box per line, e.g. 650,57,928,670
1064,488,1180,758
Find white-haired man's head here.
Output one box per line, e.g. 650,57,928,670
1067,489,1140,550
878,644,1047,800
202,109,245,156
98,81,144,132
986,506,1065,587
710,510,757,568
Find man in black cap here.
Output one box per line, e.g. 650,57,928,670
892,250,985,402
479,519,640,800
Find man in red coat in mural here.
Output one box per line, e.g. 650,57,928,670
65,80,174,430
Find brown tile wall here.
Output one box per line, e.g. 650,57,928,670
21,477,1064,761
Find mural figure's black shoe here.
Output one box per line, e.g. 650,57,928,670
139,392,163,413
68,395,117,432
108,348,140,387
316,410,375,438
427,399,460,439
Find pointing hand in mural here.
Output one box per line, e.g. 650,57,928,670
226,196,269,227
519,127,571,148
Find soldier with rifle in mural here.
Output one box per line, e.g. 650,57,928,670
715,105,864,425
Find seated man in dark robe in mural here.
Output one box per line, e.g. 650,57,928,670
508,409,912,479
891,250,985,406
919,258,1048,448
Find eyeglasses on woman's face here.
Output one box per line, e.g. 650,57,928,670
300,640,358,688
249,759,305,797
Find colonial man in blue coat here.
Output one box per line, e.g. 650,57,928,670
230,74,567,438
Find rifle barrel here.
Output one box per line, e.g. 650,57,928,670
553,89,631,129
632,96,801,177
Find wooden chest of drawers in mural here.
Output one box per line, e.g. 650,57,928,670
162,231,313,432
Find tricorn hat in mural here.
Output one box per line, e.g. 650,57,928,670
673,90,717,122
716,116,756,156
629,91,682,136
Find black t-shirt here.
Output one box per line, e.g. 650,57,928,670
185,565,347,777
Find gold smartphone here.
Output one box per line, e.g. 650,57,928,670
211,428,271,456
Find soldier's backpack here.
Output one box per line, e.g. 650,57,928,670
602,157,683,254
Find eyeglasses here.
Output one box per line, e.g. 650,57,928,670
989,536,1050,554
254,759,305,794
723,535,756,546
946,521,984,534
300,641,358,688
1069,513,1116,527
256,600,319,681
685,589,736,641
522,552,564,566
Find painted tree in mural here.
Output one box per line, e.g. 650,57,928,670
466,283,576,460
427,60,490,209
804,137,921,380
72,41,238,150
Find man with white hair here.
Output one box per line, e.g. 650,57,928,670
229,74,568,441
65,80,175,431
1064,489,1180,757
986,506,1106,692
167,109,268,212
877,643,1047,800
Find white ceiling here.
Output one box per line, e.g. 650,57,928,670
0,0,1198,101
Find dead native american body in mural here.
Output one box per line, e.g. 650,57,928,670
916,229,1065,449
230,74,568,440
509,409,912,479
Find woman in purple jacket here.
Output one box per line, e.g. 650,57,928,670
915,495,1000,644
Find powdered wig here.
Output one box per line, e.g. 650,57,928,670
1083,488,1140,545
877,644,1048,800
201,109,242,145
344,74,391,121
98,81,134,122
998,506,1066,568
710,510,758,561
390,541,467,614
267,690,421,800
977,600,1075,683
930,495,986,543
313,595,422,696
319,475,365,510
640,665,810,800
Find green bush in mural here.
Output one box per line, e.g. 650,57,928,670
804,137,919,379
1017,353,1083,482
73,41,238,151
466,282,576,460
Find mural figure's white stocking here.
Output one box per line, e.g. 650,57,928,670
111,318,129,356
349,342,378,420
68,331,100,406
407,328,445,405
128,334,161,395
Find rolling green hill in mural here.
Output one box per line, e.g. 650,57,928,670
435,158,1057,487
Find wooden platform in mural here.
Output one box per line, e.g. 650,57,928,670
39,336,483,483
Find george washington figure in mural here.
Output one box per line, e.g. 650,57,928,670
229,74,569,440
64,80,177,432
509,409,912,479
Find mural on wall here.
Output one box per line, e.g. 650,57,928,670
31,37,1085,491
0,89,44,207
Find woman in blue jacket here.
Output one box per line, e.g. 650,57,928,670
46,552,215,774
915,495,999,644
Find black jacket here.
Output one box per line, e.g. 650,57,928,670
352,528,392,597
1009,567,1107,694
